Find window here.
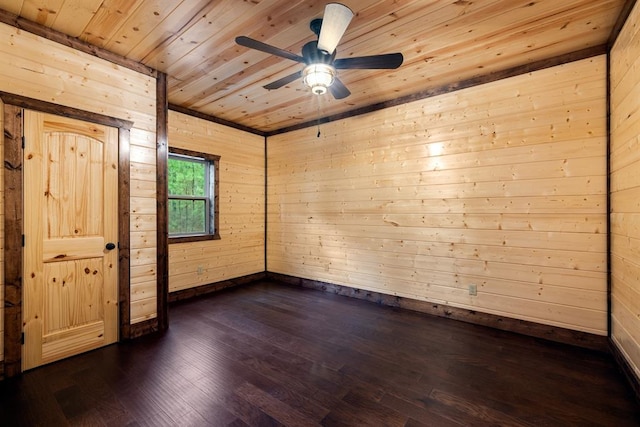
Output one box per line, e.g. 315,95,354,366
168,147,220,243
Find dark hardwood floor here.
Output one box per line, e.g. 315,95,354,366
1,280,639,426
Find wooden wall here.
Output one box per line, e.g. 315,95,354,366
610,1,640,381
268,56,608,335
129,126,159,324
0,22,157,325
168,111,265,293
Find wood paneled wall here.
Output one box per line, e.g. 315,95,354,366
168,111,265,293
268,56,608,334
610,0,640,381
129,127,159,323
0,22,157,325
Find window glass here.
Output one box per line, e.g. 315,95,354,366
168,149,220,242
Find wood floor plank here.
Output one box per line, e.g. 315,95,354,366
234,381,319,427
181,316,340,420
0,280,638,426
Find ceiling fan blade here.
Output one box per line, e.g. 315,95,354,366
334,53,404,69
236,36,305,63
329,77,351,99
317,3,353,54
263,70,303,90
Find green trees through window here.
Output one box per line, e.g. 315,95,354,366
168,148,220,241
168,156,207,234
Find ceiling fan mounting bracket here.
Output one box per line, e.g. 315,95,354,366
310,18,323,37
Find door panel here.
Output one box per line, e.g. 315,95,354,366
23,111,118,370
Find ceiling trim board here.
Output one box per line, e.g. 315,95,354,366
266,44,608,137
0,9,157,78
608,0,638,48
168,103,266,137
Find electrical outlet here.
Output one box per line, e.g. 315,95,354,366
468,284,477,296
197,266,204,275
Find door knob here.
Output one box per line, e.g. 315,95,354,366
105,242,116,250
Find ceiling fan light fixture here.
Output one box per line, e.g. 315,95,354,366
303,63,336,95
236,2,402,99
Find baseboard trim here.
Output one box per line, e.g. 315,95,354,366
168,272,267,304
266,272,609,353
610,339,640,403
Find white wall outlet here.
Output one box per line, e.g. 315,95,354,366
469,284,477,296
197,266,204,275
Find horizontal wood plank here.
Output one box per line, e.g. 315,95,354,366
267,57,607,335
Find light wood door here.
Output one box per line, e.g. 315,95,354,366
22,111,119,371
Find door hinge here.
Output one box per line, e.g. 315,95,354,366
22,234,25,247
21,332,24,345
22,135,25,149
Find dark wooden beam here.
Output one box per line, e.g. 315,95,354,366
0,9,156,78
168,104,266,137
264,136,268,272
156,72,169,333
606,48,613,338
3,105,23,378
118,127,132,340
266,45,608,136
267,272,610,353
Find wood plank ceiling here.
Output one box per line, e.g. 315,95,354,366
0,0,628,133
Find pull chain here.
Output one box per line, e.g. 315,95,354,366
316,102,321,138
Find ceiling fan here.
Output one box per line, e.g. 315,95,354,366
235,3,403,99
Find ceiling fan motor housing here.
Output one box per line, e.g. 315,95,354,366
302,40,336,64
235,3,401,99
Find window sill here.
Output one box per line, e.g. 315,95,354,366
169,233,221,244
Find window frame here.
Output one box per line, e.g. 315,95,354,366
168,147,220,244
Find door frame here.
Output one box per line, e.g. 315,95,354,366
1,92,133,377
